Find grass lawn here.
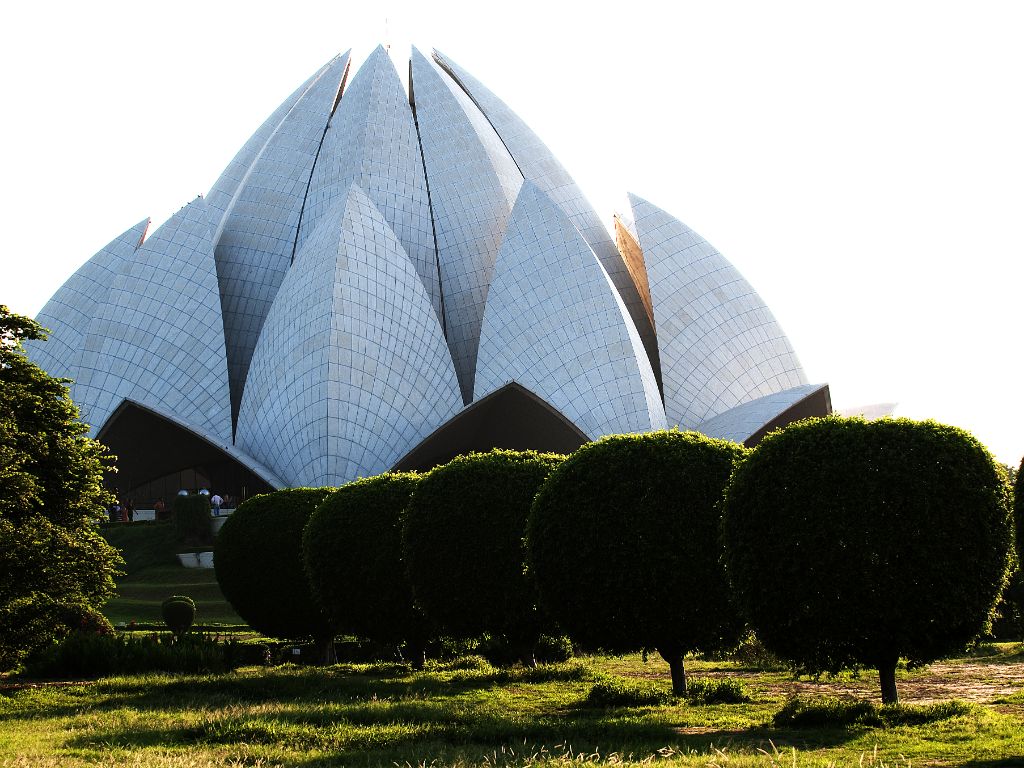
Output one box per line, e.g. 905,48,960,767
100,522,243,627
2,649,1023,766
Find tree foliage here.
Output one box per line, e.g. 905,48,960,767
722,416,1014,704
304,473,429,663
527,430,746,693
214,488,335,656
0,305,122,671
403,450,564,659
0,306,114,527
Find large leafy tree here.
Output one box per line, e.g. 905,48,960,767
0,305,122,670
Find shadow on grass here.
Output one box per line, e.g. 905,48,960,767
1,663,590,723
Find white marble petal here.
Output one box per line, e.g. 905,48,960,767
410,46,523,402
297,46,442,324
630,193,807,429
237,184,462,487
74,197,233,443
26,219,149,386
214,52,351,421
475,182,666,439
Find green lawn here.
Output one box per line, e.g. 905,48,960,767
100,522,243,626
2,650,1023,766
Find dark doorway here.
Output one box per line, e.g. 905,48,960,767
392,382,589,472
97,400,275,506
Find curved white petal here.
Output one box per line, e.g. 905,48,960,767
696,383,831,446
26,218,149,385
215,52,351,420
297,46,442,323
630,193,807,428
75,197,233,442
410,47,523,402
433,49,659,373
237,184,462,487
475,183,666,439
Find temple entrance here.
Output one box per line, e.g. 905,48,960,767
97,401,274,507
392,382,590,473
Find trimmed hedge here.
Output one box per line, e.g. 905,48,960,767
722,416,1014,704
527,430,746,694
1015,457,1023,557
403,450,564,660
172,494,211,545
214,489,336,657
303,473,429,664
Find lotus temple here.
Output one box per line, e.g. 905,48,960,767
26,46,831,502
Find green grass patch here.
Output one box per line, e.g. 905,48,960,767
773,695,975,728
585,674,750,708
1,657,1021,766
99,523,241,626
102,565,241,625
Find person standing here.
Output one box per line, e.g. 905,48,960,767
210,492,223,517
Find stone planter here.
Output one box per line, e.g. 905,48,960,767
198,551,214,568
176,552,201,568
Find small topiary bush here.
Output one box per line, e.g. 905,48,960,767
215,488,337,662
161,595,195,637
303,473,429,667
723,416,1014,704
773,697,973,728
403,450,565,666
527,430,747,694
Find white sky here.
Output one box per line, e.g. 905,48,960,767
2,1,1021,465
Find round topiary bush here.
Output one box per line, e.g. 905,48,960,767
1015,457,1023,557
161,595,195,637
303,473,430,667
214,488,337,662
527,430,747,694
722,416,1014,704
403,450,564,665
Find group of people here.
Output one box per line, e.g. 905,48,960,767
106,490,235,523
107,498,135,523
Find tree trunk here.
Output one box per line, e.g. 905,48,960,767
520,647,537,669
879,660,899,705
657,648,687,696
405,641,427,671
317,636,336,666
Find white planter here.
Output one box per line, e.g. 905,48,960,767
198,551,214,568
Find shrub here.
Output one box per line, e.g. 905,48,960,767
773,697,973,728
24,632,254,678
0,594,112,671
527,431,746,694
403,450,564,665
303,473,430,666
214,488,337,662
161,595,195,637
172,494,211,545
723,416,1014,704
476,633,574,666
585,676,673,707
685,677,751,704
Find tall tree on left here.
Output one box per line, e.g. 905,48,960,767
0,305,122,671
